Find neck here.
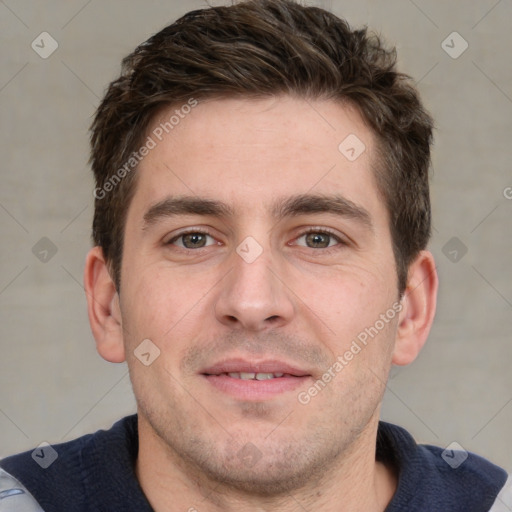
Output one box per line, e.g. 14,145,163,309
135,413,397,512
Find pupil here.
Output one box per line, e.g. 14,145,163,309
184,233,206,248
306,233,329,248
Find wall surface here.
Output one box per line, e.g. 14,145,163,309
0,0,511,473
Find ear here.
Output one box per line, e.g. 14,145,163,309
83,246,125,363
392,250,438,366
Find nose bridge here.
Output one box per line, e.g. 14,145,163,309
214,237,294,330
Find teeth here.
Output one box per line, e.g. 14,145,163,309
226,372,285,380
255,372,275,380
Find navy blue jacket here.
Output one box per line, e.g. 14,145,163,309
0,415,509,511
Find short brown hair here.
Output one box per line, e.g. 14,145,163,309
90,0,433,294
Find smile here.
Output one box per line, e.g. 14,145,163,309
225,372,284,380
201,359,312,401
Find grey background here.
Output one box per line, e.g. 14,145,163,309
0,0,511,472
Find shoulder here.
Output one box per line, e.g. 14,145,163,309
378,421,509,512
489,474,512,512
0,467,44,511
0,415,139,512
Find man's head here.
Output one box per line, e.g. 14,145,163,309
84,0,437,501
90,0,433,295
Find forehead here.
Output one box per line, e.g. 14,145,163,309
131,96,384,222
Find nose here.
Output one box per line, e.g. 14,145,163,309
214,245,295,332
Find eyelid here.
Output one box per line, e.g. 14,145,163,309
165,227,219,247
290,226,348,246
163,225,349,250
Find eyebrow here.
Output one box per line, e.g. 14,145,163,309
143,197,234,229
142,193,373,231
271,193,373,231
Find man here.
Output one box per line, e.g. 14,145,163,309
0,1,509,510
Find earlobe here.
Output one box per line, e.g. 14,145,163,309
83,246,126,363
392,250,438,366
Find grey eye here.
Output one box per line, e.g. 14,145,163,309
296,232,339,249
173,232,215,249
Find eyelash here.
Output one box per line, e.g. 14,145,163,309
166,229,217,247
166,227,347,250
292,227,346,250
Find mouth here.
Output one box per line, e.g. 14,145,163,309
200,359,312,401
219,371,287,380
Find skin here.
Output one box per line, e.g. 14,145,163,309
84,96,438,512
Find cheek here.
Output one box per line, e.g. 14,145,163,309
321,311,398,413
119,266,173,349
294,263,398,341
120,264,214,357
301,270,399,397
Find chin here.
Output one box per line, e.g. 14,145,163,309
171,431,343,497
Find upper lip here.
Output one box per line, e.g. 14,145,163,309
201,358,311,377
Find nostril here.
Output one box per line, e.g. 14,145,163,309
266,315,280,323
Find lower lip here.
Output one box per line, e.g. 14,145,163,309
203,374,310,401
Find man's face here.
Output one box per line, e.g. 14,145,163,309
119,97,401,492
